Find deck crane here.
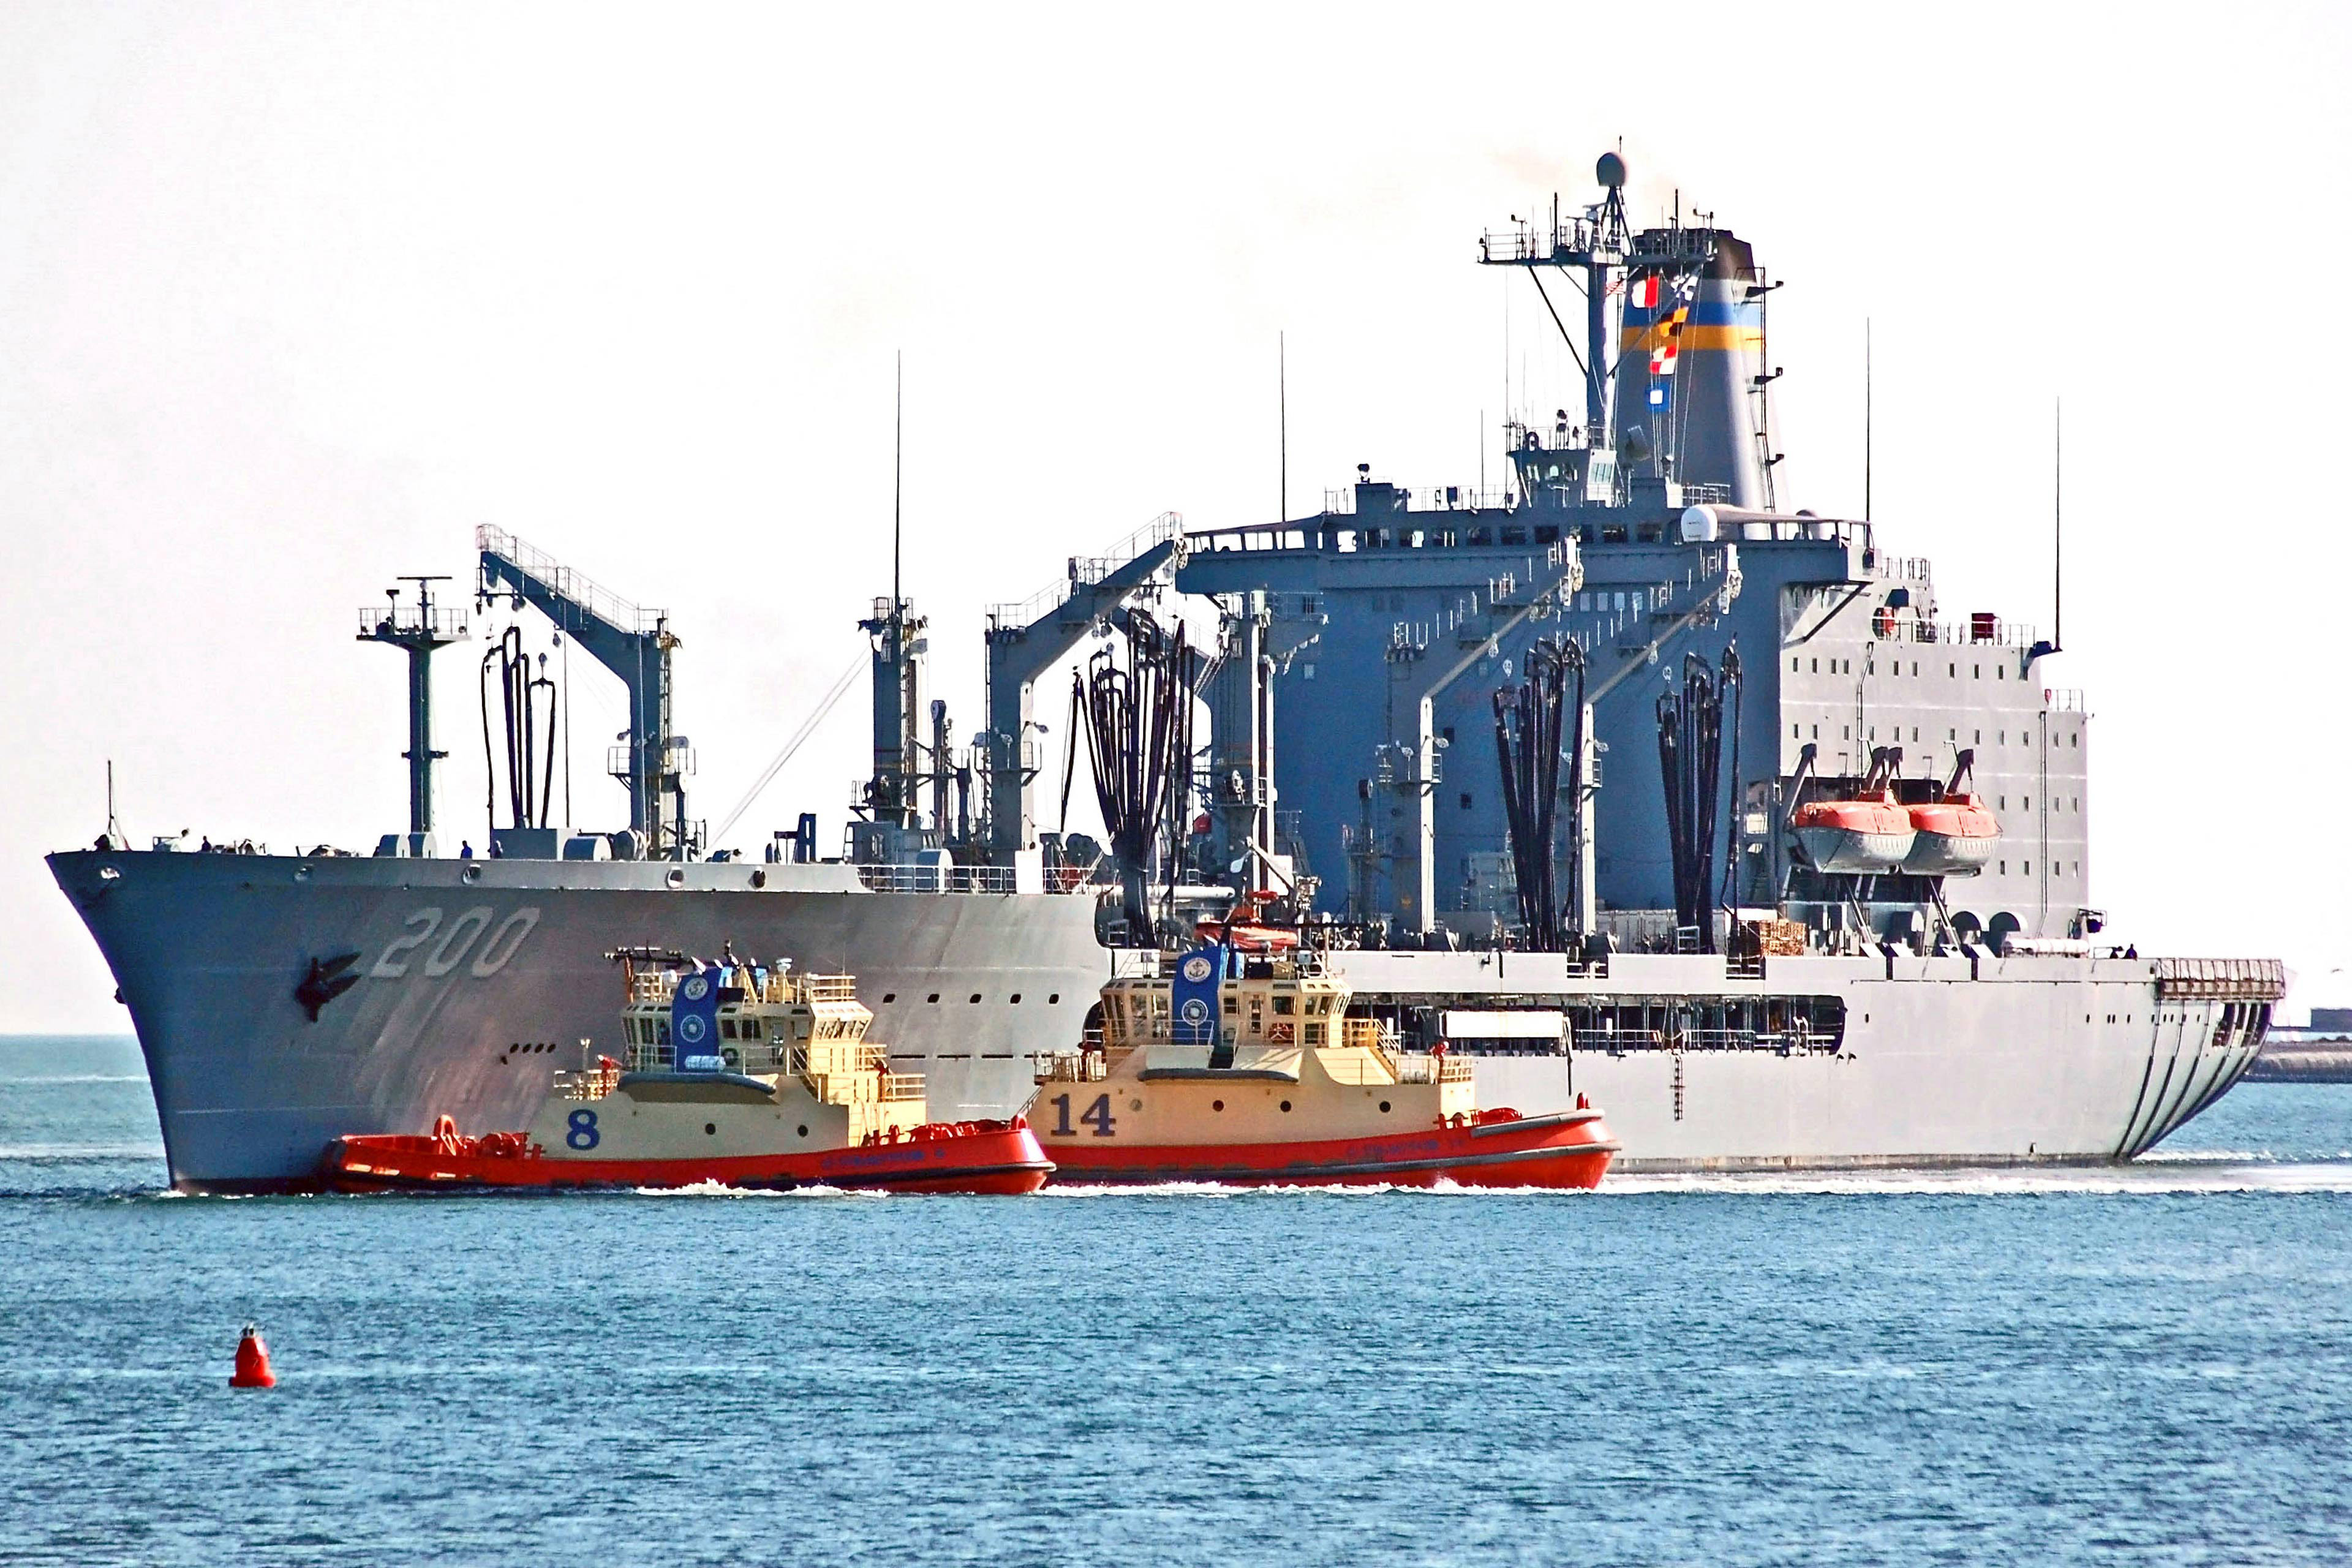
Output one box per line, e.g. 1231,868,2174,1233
475,526,691,860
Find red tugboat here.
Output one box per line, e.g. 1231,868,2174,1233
324,950,1050,1194
1031,927,1616,1188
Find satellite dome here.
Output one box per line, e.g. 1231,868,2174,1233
1596,151,1627,189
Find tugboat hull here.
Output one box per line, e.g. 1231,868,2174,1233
1040,1108,1616,1189
324,1119,1051,1194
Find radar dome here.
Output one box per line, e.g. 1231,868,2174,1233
1596,151,1627,189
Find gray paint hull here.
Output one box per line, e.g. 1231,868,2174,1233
49,850,1103,1190
1324,950,2272,1169
49,851,2268,1189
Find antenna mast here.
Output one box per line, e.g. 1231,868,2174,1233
893,351,903,616
1864,318,1873,522
2053,396,2063,653
1278,331,1287,522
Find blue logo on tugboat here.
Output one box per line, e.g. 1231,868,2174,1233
1172,944,1223,1046
672,967,723,1071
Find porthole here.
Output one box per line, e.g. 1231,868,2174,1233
969,993,982,1004
797,1125,809,1137
1048,993,1060,1004
926,993,940,1003
1379,1101,1392,1113
704,1123,717,1136
1280,1100,1292,1113
665,868,686,889
1129,1098,1142,1112
883,993,896,1004
749,869,767,889
1010,993,1022,1004
461,864,482,884
1212,1099,1224,1112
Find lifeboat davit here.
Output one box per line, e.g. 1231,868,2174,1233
1902,793,2000,876
1790,793,1916,874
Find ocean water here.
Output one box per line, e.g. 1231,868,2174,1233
4,1037,2350,1567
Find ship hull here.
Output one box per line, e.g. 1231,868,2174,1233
49,849,1104,1192
50,851,2276,1188
1322,949,2277,1169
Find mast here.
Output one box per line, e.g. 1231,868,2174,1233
2053,396,2063,653
358,575,465,839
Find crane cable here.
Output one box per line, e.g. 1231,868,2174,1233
711,654,865,846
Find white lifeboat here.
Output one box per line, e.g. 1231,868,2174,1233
1902,794,2000,876
1790,792,1916,873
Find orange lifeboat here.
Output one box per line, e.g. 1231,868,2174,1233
1791,791,1916,874
1195,888,1300,952
1904,793,2000,875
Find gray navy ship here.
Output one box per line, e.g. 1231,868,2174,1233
50,153,2282,1190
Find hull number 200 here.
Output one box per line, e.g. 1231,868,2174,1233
369,906,542,981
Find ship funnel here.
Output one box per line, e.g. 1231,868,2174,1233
1619,228,1774,508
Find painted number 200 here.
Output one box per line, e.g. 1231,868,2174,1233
369,905,541,980
1049,1093,1116,1137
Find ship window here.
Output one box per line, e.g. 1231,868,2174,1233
1010,993,1022,1004
926,992,940,1003
1949,663,1956,677
1305,1024,1324,1045
1791,657,1800,673
1911,727,1919,741
720,1019,736,1039
1273,996,1295,1015
2024,861,2032,875
882,993,895,1003
1999,797,2007,810
1998,665,2005,679
2070,734,2078,747
969,993,982,1004
1841,726,1849,741
2000,861,2007,875
1912,662,1920,676
1973,665,1981,679
1811,658,1818,673
1049,993,1060,1003
657,1020,671,1044
1224,997,1238,1014
1792,724,1800,739
1811,725,1818,739
1460,793,1474,810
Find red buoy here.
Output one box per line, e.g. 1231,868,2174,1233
230,1323,276,1389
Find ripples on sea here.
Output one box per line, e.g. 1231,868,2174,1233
5,1036,2349,1566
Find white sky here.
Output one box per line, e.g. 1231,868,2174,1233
4,2,2348,1031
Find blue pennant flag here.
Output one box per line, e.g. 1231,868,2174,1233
1170,944,1224,1047
671,965,724,1071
